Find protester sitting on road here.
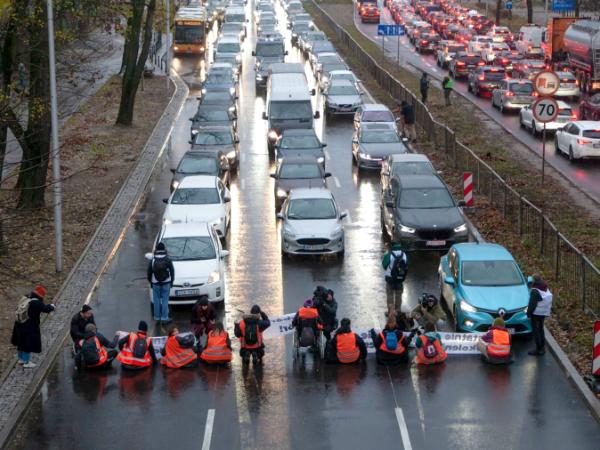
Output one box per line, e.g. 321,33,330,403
370,313,416,366
392,310,415,332
313,287,338,340
117,321,157,370
11,285,55,368
70,305,95,350
161,325,200,369
76,323,118,371
191,295,216,340
326,318,367,364
234,305,271,365
292,298,323,348
477,317,512,364
414,322,447,365
200,322,233,364
411,293,446,329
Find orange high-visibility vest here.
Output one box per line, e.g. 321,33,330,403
117,332,152,368
336,333,360,363
160,335,198,368
379,331,405,355
78,336,108,367
416,335,447,365
201,331,232,363
487,328,511,358
238,320,263,349
298,307,323,330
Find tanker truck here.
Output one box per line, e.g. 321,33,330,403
563,20,600,94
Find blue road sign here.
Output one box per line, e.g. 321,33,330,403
552,0,575,12
505,1,512,10
377,24,405,36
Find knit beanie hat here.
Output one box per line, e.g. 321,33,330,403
33,285,47,299
303,298,314,308
138,320,148,332
250,305,261,314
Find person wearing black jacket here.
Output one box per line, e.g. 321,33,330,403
399,100,417,142
75,323,118,370
527,274,553,356
315,289,338,340
147,242,175,323
370,314,416,365
70,305,95,350
420,72,430,104
234,305,271,365
191,296,216,340
11,285,55,368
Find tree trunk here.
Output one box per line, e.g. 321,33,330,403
496,0,502,25
116,0,156,126
526,0,533,24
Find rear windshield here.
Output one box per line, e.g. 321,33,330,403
557,108,572,116
392,161,433,175
460,55,481,64
178,156,218,174
255,42,285,57
194,130,233,145
217,42,240,53
583,130,600,139
483,70,505,80
509,83,533,94
362,110,394,122
448,45,465,53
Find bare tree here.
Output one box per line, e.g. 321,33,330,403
526,0,533,24
496,0,502,25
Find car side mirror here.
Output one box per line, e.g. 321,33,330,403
252,51,256,56
221,250,230,258
314,111,320,119
457,200,467,207
324,172,331,178
270,173,277,178
144,252,153,261
224,194,231,203
340,212,348,220
170,168,176,174
188,140,193,144
285,50,289,55
276,213,284,219
262,112,268,120
162,198,169,204
322,143,327,147
189,117,194,121
311,88,316,96
444,276,455,286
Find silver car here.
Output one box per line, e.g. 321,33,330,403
555,71,581,100
352,123,407,169
491,79,536,113
324,80,363,116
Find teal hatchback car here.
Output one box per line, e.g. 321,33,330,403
438,243,532,335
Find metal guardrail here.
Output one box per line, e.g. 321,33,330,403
311,1,600,318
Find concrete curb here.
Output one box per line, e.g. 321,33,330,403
0,71,188,448
309,0,600,425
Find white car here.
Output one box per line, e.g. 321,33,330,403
555,121,600,161
519,100,576,136
353,103,397,131
146,222,228,306
481,42,509,63
554,71,581,100
467,36,493,54
278,188,346,257
162,175,231,238
213,36,242,72
322,69,360,92
323,80,363,116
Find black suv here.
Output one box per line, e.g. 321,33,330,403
380,174,469,251
467,66,506,97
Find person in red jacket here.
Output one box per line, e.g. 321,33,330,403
477,317,512,364
117,321,157,370
161,325,200,369
200,322,233,364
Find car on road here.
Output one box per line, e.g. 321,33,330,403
313,52,344,76
278,188,346,257
438,243,532,334
291,21,311,45
308,41,337,66
190,125,240,167
491,79,536,113
380,153,436,193
480,41,509,63
220,22,245,42
490,50,523,74
436,41,467,68
415,32,441,53
146,222,228,306
353,103,397,131
579,93,600,121
253,36,287,89
274,129,326,166
323,80,363,116
519,100,576,136
467,66,506,97
197,89,238,117
270,156,331,210
318,62,350,90
448,52,484,79
190,106,237,139
380,174,468,251
300,31,327,54
213,36,242,73
359,3,380,23
467,35,493,53
170,151,230,192
162,175,231,238
512,59,546,81
202,70,237,97
323,69,361,92
554,71,581,101
352,123,407,169
554,121,600,161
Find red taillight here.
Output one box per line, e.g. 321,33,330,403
421,40,428,44
577,138,592,145
571,113,577,120
478,75,485,81
505,91,514,97
477,61,485,66
456,61,465,66
532,91,539,97
501,58,508,64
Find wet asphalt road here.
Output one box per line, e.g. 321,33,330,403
8,3,600,449
357,6,600,202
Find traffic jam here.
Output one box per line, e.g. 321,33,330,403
358,0,600,162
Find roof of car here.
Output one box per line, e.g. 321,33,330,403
161,222,211,239
361,103,392,112
573,121,600,130
389,153,431,163
178,175,219,189
288,187,333,199
217,36,240,43
396,174,445,189
328,79,356,88
195,125,233,132
452,243,515,261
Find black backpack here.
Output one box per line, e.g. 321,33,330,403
153,258,170,282
132,336,148,358
390,253,407,282
81,338,100,365
244,322,259,345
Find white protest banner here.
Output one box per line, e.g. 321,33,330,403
262,313,296,339
115,331,194,360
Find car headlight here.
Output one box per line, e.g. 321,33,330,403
330,226,343,239
163,218,173,225
173,46,179,51
317,156,324,164
276,188,288,198
359,151,372,160
207,270,220,284
268,130,279,141
283,225,295,238
454,223,467,233
201,88,207,94
399,224,415,234
460,299,477,313
171,180,180,190
229,87,236,95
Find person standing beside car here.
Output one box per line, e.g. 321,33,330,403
527,274,553,356
399,101,417,143
420,72,430,104
147,242,175,323
442,76,454,106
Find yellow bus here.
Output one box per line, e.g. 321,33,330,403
173,6,208,55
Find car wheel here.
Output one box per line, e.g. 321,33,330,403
568,146,575,162
531,120,537,136
453,305,461,332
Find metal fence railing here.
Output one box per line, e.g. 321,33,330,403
311,1,600,318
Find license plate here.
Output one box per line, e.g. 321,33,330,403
508,328,516,335
175,289,199,296
303,245,323,250
426,240,446,246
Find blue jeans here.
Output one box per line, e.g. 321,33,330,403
17,351,30,363
152,284,171,321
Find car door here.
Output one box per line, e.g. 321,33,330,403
520,104,532,126
383,178,399,235
352,129,360,160
494,80,506,105
557,123,570,150
218,179,231,228
444,248,460,309
565,123,580,150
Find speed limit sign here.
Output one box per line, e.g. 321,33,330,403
532,97,559,123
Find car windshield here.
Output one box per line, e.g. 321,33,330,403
194,130,234,145
392,161,433,175
361,130,400,143
270,101,313,120
483,70,505,80
398,188,454,208
280,135,320,148
509,83,533,94
583,130,600,139
307,33,326,42
279,163,321,179
171,188,220,205
319,56,341,64
558,108,573,116
206,72,231,84
461,260,523,286
225,14,245,22
524,60,545,69
331,73,355,83
217,42,240,53
313,43,335,52
222,24,242,33
195,109,230,122
202,91,231,102
328,85,358,96
362,110,394,122
255,42,285,56
288,198,336,220
293,23,310,32
162,237,216,261
178,156,218,174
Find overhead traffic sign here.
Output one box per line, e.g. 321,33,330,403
533,70,560,96
377,24,405,36
532,97,559,123
552,0,575,12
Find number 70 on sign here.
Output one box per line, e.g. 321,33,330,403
532,97,559,123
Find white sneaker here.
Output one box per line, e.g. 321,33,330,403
23,362,37,368
17,359,25,365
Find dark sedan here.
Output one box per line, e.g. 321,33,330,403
448,52,484,79
197,88,238,118
170,151,230,192
270,156,331,210
190,106,237,139
274,129,327,166
467,66,506,97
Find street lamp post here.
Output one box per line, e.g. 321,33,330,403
46,0,62,273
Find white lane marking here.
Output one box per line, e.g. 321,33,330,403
395,408,413,450
241,179,245,189
333,176,341,188
324,149,331,161
202,409,216,450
